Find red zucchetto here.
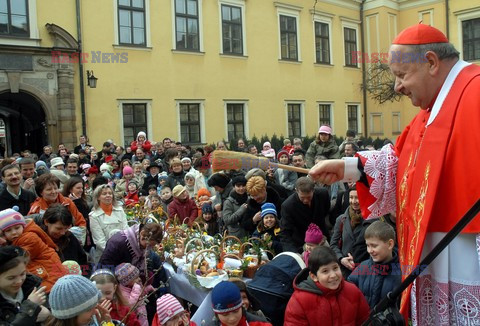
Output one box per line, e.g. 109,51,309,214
393,24,448,45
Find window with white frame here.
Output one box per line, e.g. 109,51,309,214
122,103,148,146
287,103,302,138
347,104,359,133
370,113,383,135
175,0,200,51
226,103,245,140
315,21,330,64
462,18,480,61
392,112,401,134
344,26,358,67
118,0,146,46
280,15,298,60
318,103,332,127
179,103,201,143
221,4,243,55
0,0,29,37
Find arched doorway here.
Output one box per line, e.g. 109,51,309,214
0,91,48,156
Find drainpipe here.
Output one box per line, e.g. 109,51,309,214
445,0,449,39
360,0,368,137
76,0,87,135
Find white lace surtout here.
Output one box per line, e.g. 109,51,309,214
412,233,480,326
358,144,398,219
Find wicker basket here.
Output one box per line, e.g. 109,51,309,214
185,249,228,289
221,235,244,257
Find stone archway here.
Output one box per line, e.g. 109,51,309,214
0,90,48,155
0,23,80,155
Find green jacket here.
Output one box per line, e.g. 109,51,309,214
306,138,340,167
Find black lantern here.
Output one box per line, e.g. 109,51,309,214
86,70,98,88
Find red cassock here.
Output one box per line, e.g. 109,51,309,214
356,62,480,324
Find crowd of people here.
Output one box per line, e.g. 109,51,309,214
0,126,401,326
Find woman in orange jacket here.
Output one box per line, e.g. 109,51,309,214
28,174,87,245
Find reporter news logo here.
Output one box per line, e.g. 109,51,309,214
52,51,128,64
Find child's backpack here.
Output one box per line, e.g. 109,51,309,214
247,252,306,326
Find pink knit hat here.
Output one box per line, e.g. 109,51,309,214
305,223,323,244
123,166,133,175
114,263,139,286
156,294,185,324
318,125,332,135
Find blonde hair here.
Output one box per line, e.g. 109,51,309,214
92,184,119,210
246,176,266,196
90,272,129,306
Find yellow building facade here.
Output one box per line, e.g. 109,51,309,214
0,0,478,153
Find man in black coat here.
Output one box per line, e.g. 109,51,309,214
0,164,36,215
280,177,330,253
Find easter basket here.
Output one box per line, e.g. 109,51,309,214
220,253,245,278
220,235,244,257
241,239,273,279
185,249,228,289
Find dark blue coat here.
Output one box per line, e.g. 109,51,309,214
348,254,402,308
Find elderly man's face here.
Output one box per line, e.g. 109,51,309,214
389,44,436,110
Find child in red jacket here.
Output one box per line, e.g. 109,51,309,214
284,246,370,326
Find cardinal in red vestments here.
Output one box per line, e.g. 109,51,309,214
309,24,480,325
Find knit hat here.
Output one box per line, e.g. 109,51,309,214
87,165,99,175
35,160,48,169
261,203,277,219
50,157,65,168
263,142,271,149
207,173,230,189
0,208,26,231
69,153,79,160
276,150,290,161
81,163,91,171
231,175,247,186
156,294,185,325
127,180,139,189
172,185,186,198
202,203,213,214
49,275,101,319
62,260,82,275
104,155,114,163
305,223,324,244
197,188,211,199
181,157,191,163
185,172,196,180
100,163,113,173
158,172,168,180
115,263,140,286
123,166,133,175
137,131,147,140
211,281,243,314
318,125,332,135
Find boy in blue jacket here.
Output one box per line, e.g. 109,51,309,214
348,220,402,308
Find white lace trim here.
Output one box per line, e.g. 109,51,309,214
477,234,480,272
358,144,398,218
